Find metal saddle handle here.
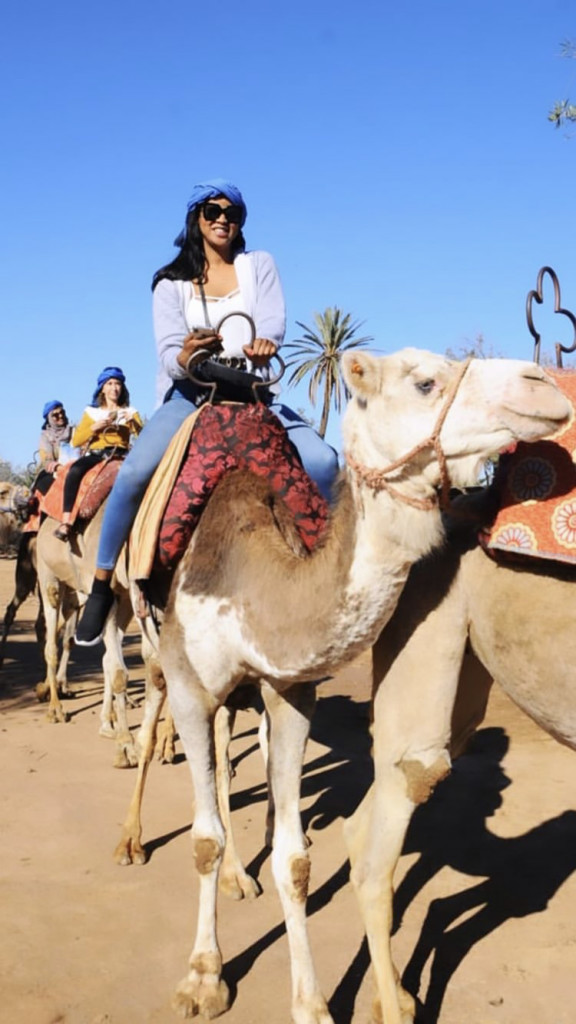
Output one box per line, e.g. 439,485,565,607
186,311,285,403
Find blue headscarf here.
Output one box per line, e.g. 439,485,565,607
91,366,126,406
42,399,64,422
173,178,247,248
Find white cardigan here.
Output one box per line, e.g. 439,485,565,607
152,250,286,407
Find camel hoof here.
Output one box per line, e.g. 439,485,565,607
398,983,417,1023
371,986,416,1024
36,682,50,702
292,993,334,1024
113,750,135,769
126,746,139,767
219,870,261,901
114,837,147,866
113,741,138,769
156,739,176,763
99,722,116,740
46,705,69,724
173,974,230,1019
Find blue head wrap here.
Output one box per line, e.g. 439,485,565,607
91,366,126,406
173,178,247,247
42,399,64,421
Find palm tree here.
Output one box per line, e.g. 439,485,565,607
284,307,373,438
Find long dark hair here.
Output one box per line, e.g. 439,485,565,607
151,203,246,291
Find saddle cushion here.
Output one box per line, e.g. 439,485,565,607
485,369,576,565
40,458,122,524
156,403,330,572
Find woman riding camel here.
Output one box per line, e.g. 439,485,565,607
75,177,338,646
35,401,75,496
54,367,143,541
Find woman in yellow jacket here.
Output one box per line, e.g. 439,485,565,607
54,366,143,541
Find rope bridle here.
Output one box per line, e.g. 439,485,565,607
345,358,472,511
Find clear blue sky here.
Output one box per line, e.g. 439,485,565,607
1,0,574,469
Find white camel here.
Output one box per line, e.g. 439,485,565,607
35,506,139,768
344,496,576,1024
151,348,568,1024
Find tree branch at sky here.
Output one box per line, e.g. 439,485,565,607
548,39,576,128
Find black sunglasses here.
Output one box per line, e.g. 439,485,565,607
202,202,243,225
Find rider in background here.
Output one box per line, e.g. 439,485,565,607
75,177,338,646
35,401,74,496
54,367,142,542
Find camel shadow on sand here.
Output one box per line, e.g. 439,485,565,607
226,718,576,1024
0,624,144,716
393,726,576,1023
229,693,373,819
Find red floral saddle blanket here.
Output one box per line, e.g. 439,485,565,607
484,369,576,565
155,403,330,573
40,458,123,525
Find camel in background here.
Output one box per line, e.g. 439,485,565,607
1,529,76,692
151,348,568,1024
0,480,28,555
0,533,45,669
35,506,138,768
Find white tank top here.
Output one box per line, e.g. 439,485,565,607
183,284,253,360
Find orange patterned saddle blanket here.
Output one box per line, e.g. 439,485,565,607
40,458,122,525
485,369,576,565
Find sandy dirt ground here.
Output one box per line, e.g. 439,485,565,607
0,554,575,1024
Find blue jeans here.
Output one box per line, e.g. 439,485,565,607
96,392,340,571
269,402,339,502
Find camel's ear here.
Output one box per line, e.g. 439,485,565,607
342,351,381,397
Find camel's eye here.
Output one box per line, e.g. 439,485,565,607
416,378,435,395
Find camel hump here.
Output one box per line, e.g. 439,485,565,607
196,469,311,558
172,469,315,600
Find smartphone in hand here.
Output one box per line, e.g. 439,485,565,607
193,327,220,339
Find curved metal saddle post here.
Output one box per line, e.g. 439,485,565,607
526,266,576,367
185,311,285,404
28,451,41,477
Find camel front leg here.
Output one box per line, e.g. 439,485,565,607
0,533,38,670
345,779,417,1024
168,672,229,1020
0,594,20,670
215,704,262,900
261,680,333,1024
346,554,469,1024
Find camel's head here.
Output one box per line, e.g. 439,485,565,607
0,481,19,516
341,349,571,492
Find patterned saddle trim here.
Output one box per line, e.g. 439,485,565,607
485,369,576,566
